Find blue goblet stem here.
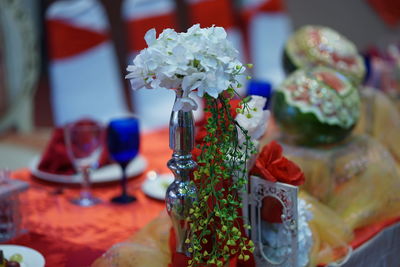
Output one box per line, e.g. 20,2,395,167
120,162,128,198
111,161,136,204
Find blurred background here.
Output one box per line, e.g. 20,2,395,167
0,0,399,168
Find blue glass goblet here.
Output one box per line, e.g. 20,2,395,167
247,80,272,109
107,117,140,204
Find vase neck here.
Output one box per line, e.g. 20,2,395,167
168,92,197,182
169,96,195,153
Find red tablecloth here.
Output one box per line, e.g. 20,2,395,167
3,128,400,267
4,129,170,267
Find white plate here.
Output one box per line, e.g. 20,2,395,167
29,155,147,184
141,173,174,200
0,245,45,267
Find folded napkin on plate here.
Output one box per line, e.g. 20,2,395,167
38,127,110,175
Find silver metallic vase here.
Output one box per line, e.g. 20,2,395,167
166,91,198,256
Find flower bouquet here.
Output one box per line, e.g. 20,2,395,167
126,24,267,266
126,23,333,267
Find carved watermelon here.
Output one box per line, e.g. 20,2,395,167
272,67,360,146
283,25,366,85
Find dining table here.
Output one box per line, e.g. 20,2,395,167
2,127,400,267
3,128,171,267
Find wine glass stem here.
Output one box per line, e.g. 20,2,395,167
81,166,92,198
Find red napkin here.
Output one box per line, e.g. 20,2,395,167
38,126,110,175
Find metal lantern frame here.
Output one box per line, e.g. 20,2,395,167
248,176,299,267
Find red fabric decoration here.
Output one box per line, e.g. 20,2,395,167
260,196,284,223
242,0,285,20
195,99,241,143
38,120,110,175
47,20,109,60
126,14,178,53
168,227,256,267
125,0,236,53
168,228,190,267
193,98,241,160
189,0,235,29
367,0,400,27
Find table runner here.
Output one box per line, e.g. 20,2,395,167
4,129,170,266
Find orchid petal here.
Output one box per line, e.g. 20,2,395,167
144,28,156,46
172,97,198,112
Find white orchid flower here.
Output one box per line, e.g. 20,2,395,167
126,24,246,111
173,97,198,112
236,95,270,144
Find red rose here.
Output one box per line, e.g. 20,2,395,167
251,141,305,223
269,157,305,186
251,141,305,186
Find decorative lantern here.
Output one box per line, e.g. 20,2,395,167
248,176,299,267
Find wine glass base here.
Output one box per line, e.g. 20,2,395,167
111,195,137,204
71,196,102,207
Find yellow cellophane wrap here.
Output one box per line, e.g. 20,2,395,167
283,134,400,231
300,191,353,266
355,87,400,164
92,210,172,267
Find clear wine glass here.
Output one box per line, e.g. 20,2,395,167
107,116,140,204
64,119,104,206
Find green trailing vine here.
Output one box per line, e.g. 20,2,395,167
186,89,257,267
